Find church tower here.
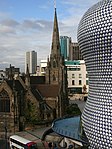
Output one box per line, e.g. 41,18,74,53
45,8,65,85
45,7,68,117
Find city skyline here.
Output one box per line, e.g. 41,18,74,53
0,0,100,72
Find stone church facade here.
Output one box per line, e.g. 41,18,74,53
0,8,68,135
0,74,51,136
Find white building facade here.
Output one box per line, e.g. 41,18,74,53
25,51,37,74
36,60,47,76
65,60,88,95
40,60,47,76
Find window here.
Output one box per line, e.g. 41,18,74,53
67,68,80,71
86,80,89,85
79,74,82,78
79,80,82,85
0,90,10,112
86,74,88,78
72,74,75,78
72,80,75,85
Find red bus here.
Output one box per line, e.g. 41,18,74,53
9,135,38,149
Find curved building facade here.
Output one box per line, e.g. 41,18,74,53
77,0,112,148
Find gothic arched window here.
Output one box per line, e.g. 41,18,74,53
0,90,10,112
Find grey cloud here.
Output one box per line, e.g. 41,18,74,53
0,19,20,35
0,19,19,27
0,9,79,71
0,63,10,70
0,14,76,71
0,45,26,71
0,17,53,35
0,24,52,71
22,20,42,29
22,19,53,31
0,25,16,34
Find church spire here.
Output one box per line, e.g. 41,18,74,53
51,7,61,56
25,64,30,88
26,64,30,77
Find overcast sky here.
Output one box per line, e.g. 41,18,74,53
0,0,100,72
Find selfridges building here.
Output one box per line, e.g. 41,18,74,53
77,0,112,148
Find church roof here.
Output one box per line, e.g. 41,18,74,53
30,76,45,85
31,86,43,101
6,80,25,92
20,76,45,85
31,86,53,112
35,84,60,98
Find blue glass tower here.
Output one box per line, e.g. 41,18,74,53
60,36,71,60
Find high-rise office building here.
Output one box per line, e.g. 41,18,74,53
60,36,71,60
25,51,37,74
69,42,83,60
60,37,83,61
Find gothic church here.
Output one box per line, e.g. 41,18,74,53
0,8,68,135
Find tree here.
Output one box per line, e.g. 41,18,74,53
65,104,81,116
25,99,40,124
83,85,87,94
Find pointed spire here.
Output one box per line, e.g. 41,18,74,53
51,7,61,56
25,64,30,88
26,64,30,77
